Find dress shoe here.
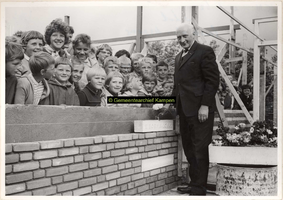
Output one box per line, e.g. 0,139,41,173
177,186,192,194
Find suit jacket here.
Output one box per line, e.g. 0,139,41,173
172,41,219,117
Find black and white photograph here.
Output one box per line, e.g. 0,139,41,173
1,1,282,199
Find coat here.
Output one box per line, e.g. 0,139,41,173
172,41,219,117
40,78,80,106
77,82,104,106
14,74,50,105
6,75,18,104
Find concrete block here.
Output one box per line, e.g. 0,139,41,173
34,150,57,160
58,147,79,156
96,190,105,195
165,177,175,184
97,175,106,183
126,147,138,154
89,144,106,152
20,153,32,161
115,142,129,149
145,144,156,151
129,154,141,161
144,171,150,178
117,176,131,185
118,134,133,141
132,160,142,167
114,156,129,164
6,172,33,184
128,182,135,189
98,158,114,167
121,168,135,177
149,182,155,189
138,146,145,152
75,155,84,163
32,186,57,196
129,141,135,147
40,140,63,149
102,135,118,143
102,151,110,158
13,191,32,196
64,172,83,182
154,138,164,144
135,167,142,173
124,188,137,195
62,139,74,147
159,149,169,155
53,157,74,166
148,151,159,157
75,137,93,146
139,134,145,139
132,134,139,140
166,165,176,171
94,136,102,144
33,169,45,179
106,172,121,180
79,146,89,154
135,179,146,187
158,173,168,180
84,152,101,161
134,120,173,132
156,179,166,187
106,143,115,150
62,191,73,196
109,180,117,187
146,175,158,183
69,163,88,172
84,168,102,177
131,173,144,181
137,184,149,193
79,177,97,187
118,163,125,170
46,166,68,177
73,186,92,196
13,142,39,152
5,144,12,153
13,161,39,172
27,178,51,189
141,190,153,195
89,161,98,168
142,152,147,158
111,149,125,157
57,181,78,192
153,186,164,195
125,162,132,169
40,160,51,168
161,143,171,149
6,183,26,195
106,186,121,195
6,154,19,164
102,165,118,174
148,139,153,144
92,182,108,192
156,131,167,137
168,147,177,154
150,169,161,176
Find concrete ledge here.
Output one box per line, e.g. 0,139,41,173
6,105,158,143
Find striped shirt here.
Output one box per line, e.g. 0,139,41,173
29,76,44,105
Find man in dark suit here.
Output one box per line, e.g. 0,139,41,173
172,23,219,195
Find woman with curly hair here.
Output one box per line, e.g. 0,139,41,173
43,18,69,58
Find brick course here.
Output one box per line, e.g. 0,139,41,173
14,143,39,152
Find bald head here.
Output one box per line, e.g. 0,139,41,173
176,23,195,49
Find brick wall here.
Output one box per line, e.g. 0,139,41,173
5,131,180,196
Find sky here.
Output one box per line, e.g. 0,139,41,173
3,2,278,55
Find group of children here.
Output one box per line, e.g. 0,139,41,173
5,18,174,108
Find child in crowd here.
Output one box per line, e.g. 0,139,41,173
64,25,74,55
237,84,253,111
15,30,45,77
162,80,174,96
96,44,112,67
70,58,84,94
138,57,154,78
118,55,132,77
121,73,143,107
77,67,107,106
130,53,144,78
146,54,157,70
138,74,157,96
104,56,120,75
41,57,79,106
153,61,169,95
115,49,131,58
14,52,54,105
6,41,24,104
71,34,99,90
102,71,125,107
44,19,69,59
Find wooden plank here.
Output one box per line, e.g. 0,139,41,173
265,79,275,98
229,6,236,75
242,51,248,85
258,40,277,47
136,6,143,53
217,60,254,125
237,67,243,85
198,26,253,54
215,94,229,127
273,75,277,126
259,55,266,121
253,16,277,24
225,57,243,63
92,36,136,44
192,17,206,44
217,43,228,61
253,21,260,121
128,42,136,55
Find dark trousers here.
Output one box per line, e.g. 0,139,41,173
178,101,214,194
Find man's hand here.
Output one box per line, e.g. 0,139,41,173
198,105,209,123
